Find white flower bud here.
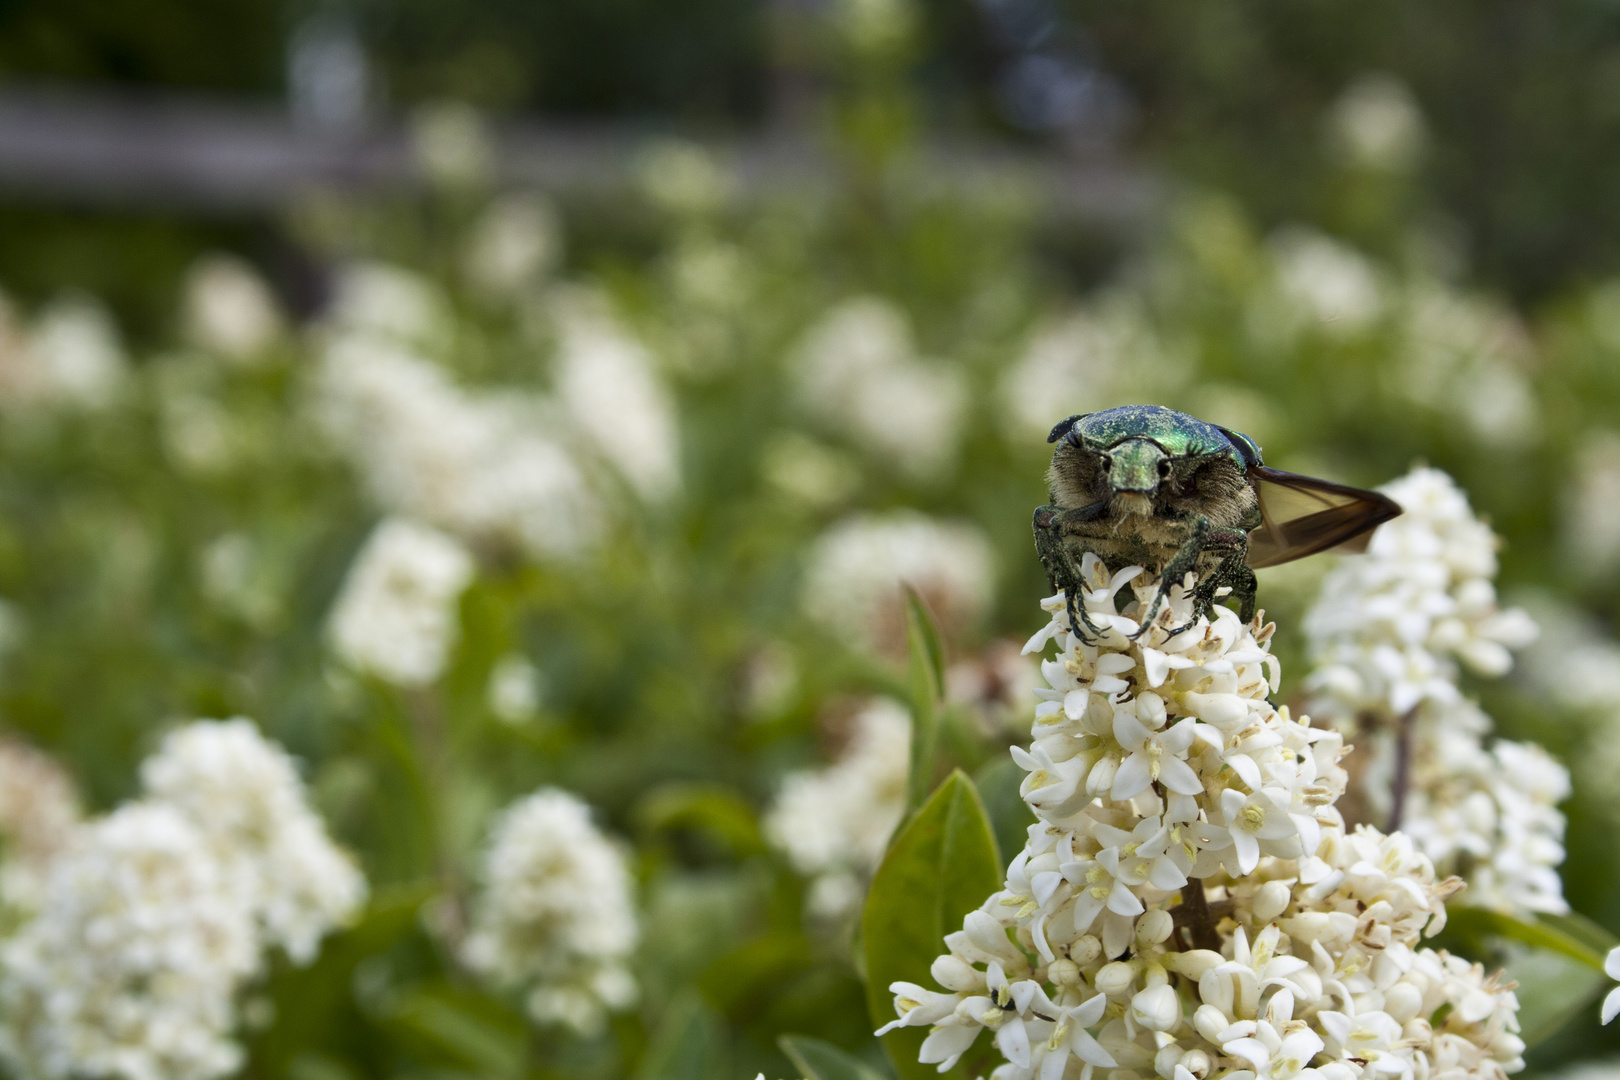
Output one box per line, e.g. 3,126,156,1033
1154,1043,1185,1079
930,954,980,993
1087,755,1120,796
1383,980,1423,1024
1180,1050,1212,1079
1135,909,1174,947
1131,983,1181,1031
1253,880,1292,924
1068,935,1102,967
1047,958,1080,986
1096,960,1136,996
1136,692,1167,728
1194,1003,1230,1043
1165,949,1222,979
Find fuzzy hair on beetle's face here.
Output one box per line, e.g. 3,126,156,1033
1048,439,1257,529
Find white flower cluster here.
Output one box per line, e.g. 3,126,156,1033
1304,467,1566,916
0,291,128,415
793,296,966,481
550,289,682,503
328,517,476,687
315,324,603,562
0,719,364,1080
463,789,639,1036
139,719,368,963
0,804,256,1080
880,555,1524,1080
765,698,912,919
801,511,996,658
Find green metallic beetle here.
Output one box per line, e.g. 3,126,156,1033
1034,404,1400,638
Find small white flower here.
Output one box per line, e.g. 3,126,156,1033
327,518,475,687
1602,946,1620,1024
463,789,639,1036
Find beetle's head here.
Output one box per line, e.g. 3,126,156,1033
1103,437,1171,514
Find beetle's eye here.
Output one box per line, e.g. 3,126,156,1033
1098,452,1112,470
1158,459,1172,479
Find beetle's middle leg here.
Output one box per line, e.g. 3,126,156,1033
1034,502,1108,640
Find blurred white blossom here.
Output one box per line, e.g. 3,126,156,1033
794,297,966,481
1328,73,1425,172
182,254,282,364
140,719,366,964
328,517,475,687
410,102,495,189
315,335,603,559
759,432,861,509
1563,430,1620,580
463,194,560,301
765,699,911,919
463,789,638,1035
487,653,543,723
0,804,257,1080
1307,466,1563,916
801,511,995,657
552,290,682,502
636,140,732,219
326,262,449,349
1399,285,1538,448
1265,227,1385,338
0,294,127,414
0,739,80,916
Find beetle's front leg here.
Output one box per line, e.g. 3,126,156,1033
1132,517,1212,637
1034,502,1108,639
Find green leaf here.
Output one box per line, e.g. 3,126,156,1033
779,1034,888,1080
904,586,947,812
386,985,526,1079
1501,946,1607,1046
634,990,725,1080
636,781,766,858
1539,909,1620,958
863,770,1002,1080
902,585,946,701
1443,906,1610,970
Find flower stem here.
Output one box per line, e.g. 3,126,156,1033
1174,878,1222,952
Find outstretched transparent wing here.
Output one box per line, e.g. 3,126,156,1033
1245,467,1402,569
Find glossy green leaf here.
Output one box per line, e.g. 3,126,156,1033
1501,946,1607,1046
863,770,1002,1080
1443,906,1610,969
386,985,526,1079
779,1034,888,1080
904,586,947,812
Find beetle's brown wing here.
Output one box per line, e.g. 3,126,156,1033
1245,466,1402,569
